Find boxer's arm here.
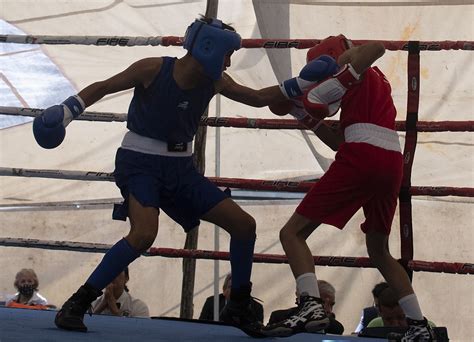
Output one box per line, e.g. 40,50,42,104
269,100,294,116
302,42,385,120
218,73,287,107
33,58,163,149
314,123,344,152
78,57,163,107
218,55,338,107
338,42,385,74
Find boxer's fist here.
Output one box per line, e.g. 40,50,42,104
289,97,323,130
303,63,360,119
279,55,339,99
269,97,323,131
33,105,67,149
33,95,85,149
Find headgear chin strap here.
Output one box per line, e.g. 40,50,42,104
183,18,241,80
306,34,352,63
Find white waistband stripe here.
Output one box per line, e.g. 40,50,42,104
121,131,193,157
344,123,401,153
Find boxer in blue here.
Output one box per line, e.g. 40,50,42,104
33,17,339,335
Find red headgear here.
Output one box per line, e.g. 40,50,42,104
306,34,351,63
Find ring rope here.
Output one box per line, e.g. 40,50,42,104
1,106,473,132
0,237,471,275
1,34,473,51
0,198,120,211
0,166,472,197
1,36,472,288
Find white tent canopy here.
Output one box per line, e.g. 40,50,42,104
1,1,473,340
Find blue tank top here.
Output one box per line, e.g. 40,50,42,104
127,57,215,142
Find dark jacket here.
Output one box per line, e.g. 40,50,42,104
268,307,344,335
361,306,379,330
199,293,264,322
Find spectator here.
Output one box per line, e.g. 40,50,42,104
199,273,263,323
367,287,436,329
92,267,149,318
6,268,50,310
354,281,389,333
268,280,344,335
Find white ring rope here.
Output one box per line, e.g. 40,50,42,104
0,106,126,122
0,35,167,46
0,166,113,182
1,35,472,51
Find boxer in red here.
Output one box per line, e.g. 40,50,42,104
263,35,436,341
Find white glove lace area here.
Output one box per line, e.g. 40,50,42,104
62,105,74,127
289,99,307,121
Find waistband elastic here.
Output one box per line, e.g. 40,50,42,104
121,131,193,157
344,123,401,153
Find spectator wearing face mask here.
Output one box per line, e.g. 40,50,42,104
6,268,50,310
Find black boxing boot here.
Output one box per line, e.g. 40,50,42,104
219,283,264,338
54,283,102,332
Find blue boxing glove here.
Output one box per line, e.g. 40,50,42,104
33,95,85,149
280,55,339,99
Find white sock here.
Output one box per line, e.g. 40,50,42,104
296,273,320,298
399,293,424,320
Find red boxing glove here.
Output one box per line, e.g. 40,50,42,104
303,63,361,120
289,97,323,130
269,97,323,131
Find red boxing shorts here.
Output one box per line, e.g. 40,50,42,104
296,142,403,234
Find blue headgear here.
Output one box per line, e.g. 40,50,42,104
183,18,241,80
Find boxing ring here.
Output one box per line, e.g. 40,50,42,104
0,33,472,341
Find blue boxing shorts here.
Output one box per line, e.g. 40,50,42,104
112,148,229,232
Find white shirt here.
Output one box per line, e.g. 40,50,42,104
5,291,48,306
92,291,149,318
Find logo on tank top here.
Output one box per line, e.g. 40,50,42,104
177,101,189,110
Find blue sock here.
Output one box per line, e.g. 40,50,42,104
229,237,255,289
86,238,140,290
